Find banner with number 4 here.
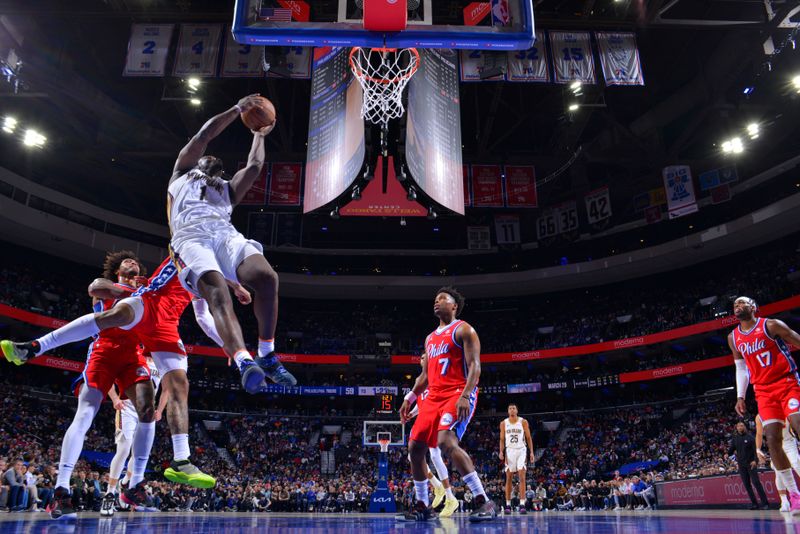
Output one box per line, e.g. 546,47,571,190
584,186,612,224
173,24,223,77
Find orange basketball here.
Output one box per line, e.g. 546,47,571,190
241,96,276,131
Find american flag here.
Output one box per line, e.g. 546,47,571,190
259,7,292,22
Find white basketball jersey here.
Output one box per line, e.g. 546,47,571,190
504,418,525,450
168,172,234,247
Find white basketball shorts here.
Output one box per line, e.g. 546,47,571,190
172,226,263,297
116,400,138,443
505,447,527,472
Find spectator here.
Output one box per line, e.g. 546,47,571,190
4,459,25,511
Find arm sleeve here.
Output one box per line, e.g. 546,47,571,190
192,299,224,348
735,359,749,399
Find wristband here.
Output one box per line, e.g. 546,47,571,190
404,391,417,404
234,104,243,114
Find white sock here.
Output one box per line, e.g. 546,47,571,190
121,472,131,486
414,480,429,506
233,350,254,370
445,487,454,499
429,473,443,489
258,338,275,358
56,386,103,489
778,468,799,494
129,421,155,486
463,471,487,500
172,433,190,461
781,493,790,506
37,314,100,354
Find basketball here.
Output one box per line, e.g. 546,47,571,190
241,96,276,131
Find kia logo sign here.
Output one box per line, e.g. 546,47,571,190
373,497,393,503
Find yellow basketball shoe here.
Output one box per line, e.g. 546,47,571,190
164,459,217,489
440,497,460,517
431,484,446,509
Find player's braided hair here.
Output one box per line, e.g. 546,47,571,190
102,250,145,281
436,286,465,317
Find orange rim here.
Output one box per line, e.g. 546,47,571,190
349,47,420,85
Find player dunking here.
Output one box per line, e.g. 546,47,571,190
406,354,459,517
755,414,800,512
1,252,158,519
167,95,295,391
400,286,496,522
731,296,800,515
1,256,234,492
499,404,534,514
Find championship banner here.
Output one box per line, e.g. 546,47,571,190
221,33,263,77
123,24,174,77
471,165,504,207
268,162,303,206
595,32,644,86
549,31,596,84
238,163,268,205
711,184,732,205
173,24,223,77
494,214,521,244
504,165,538,207
463,165,472,207
507,30,549,83
555,201,579,234
662,165,699,219
584,186,612,224
644,205,663,224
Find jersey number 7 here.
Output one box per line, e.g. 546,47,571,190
756,351,772,367
438,358,450,376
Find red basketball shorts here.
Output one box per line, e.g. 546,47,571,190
73,345,150,399
755,376,800,424
410,387,478,448
128,294,186,356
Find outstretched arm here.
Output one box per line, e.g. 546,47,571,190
172,94,262,180
229,126,274,205
88,279,135,301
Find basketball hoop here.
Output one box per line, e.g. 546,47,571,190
378,438,390,453
349,47,420,128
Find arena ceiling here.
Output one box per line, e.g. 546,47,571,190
0,0,798,231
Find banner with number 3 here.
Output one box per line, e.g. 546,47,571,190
221,33,263,77
549,31,596,84
173,24,223,77
123,24,174,77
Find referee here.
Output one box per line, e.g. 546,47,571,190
729,421,769,510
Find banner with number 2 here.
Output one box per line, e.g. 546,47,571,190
123,24,174,77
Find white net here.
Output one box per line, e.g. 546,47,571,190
349,47,420,128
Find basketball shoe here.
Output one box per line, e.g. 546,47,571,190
254,352,297,386
469,495,497,522
164,459,216,489
439,497,459,518
789,491,800,516
0,340,38,366
238,359,267,394
100,492,116,516
431,485,446,509
398,500,437,522
48,487,77,520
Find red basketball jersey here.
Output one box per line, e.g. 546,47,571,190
425,320,471,393
89,283,140,355
133,257,193,323
733,317,797,391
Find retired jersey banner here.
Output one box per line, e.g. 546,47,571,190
556,201,579,234
266,46,313,79
549,31,596,84
536,210,558,240
238,163,268,205
268,162,303,206
504,165,537,207
663,165,699,219
595,32,644,86
584,186,612,224
495,214,521,244
173,24,223,77
123,24,174,77
471,165,504,207
507,30,549,82
221,34,263,77
460,50,506,82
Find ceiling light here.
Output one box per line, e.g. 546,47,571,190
22,129,46,148
569,81,581,91
793,75,800,92
746,123,759,139
568,103,579,111
3,117,17,133
190,98,202,106
722,137,743,154
187,77,201,89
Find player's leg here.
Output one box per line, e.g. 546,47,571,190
425,453,445,509
51,383,104,519
504,467,514,513
119,379,156,510
1,303,136,365
195,271,266,393
429,446,458,517
403,404,439,521
437,430,494,521
765,421,794,505
103,409,134,516
518,466,527,513
234,251,296,386
152,352,216,489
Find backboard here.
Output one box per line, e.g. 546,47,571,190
232,0,535,50
363,420,406,448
